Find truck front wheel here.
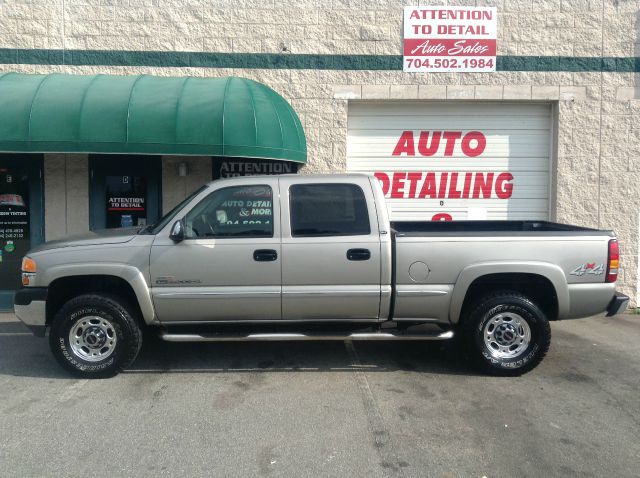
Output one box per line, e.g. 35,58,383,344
49,294,143,378
461,291,551,376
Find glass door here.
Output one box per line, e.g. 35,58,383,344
89,155,161,230
0,155,43,309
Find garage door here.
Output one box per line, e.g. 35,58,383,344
346,102,552,221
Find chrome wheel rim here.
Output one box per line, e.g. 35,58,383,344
483,312,531,359
68,316,117,362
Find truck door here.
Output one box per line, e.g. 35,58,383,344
279,177,382,320
149,179,281,322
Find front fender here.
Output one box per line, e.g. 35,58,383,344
449,261,569,324
41,264,157,324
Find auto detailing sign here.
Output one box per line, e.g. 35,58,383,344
374,130,512,221
403,6,497,72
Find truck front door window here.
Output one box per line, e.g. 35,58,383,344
185,185,273,238
289,184,370,237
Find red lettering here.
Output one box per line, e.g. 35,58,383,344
375,171,514,202
432,213,453,221
472,173,494,198
495,172,513,199
406,172,422,198
391,173,407,198
462,172,472,198
392,131,415,156
442,131,462,156
418,173,437,198
417,131,441,156
461,131,486,157
448,172,461,199
438,172,448,198
393,131,486,157
374,172,390,196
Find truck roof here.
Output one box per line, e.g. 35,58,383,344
211,172,373,183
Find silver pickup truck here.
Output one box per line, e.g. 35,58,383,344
14,174,629,378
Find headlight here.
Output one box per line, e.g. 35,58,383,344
21,257,37,286
21,257,37,273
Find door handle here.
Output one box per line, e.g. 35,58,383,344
347,248,371,261
253,249,278,262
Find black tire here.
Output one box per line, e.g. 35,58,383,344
460,290,551,376
49,294,143,378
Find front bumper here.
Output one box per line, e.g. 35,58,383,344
606,292,630,317
14,287,48,337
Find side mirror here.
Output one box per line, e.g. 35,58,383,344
169,220,184,242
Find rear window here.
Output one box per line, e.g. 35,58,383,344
289,183,370,237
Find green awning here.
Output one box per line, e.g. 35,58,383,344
0,73,306,163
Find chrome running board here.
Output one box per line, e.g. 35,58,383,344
159,330,454,342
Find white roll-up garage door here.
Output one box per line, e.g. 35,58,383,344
346,101,552,221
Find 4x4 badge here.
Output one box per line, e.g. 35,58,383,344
569,263,604,276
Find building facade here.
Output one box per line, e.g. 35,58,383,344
0,0,638,308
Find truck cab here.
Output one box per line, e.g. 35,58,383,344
149,175,391,323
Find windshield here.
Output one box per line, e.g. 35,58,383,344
140,185,208,235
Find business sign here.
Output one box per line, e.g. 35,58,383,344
107,196,145,211
105,175,148,228
0,170,30,290
346,102,552,221
212,158,298,179
403,6,497,73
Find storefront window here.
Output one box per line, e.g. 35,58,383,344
0,167,30,290
90,155,161,231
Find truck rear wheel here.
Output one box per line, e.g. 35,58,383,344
49,294,142,378
461,291,551,376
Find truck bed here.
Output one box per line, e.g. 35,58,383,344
391,220,613,237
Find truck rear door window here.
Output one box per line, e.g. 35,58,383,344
185,185,273,238
289,183,370,237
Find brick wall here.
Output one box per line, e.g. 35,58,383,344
0,0,638,305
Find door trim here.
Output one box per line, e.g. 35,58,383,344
153,286,281,299
282,286,381,297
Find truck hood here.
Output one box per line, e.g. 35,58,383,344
28,227,141,253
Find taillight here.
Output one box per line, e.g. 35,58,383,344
605,239,619,283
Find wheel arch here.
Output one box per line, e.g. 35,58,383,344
45,270,156,326
449,262,569,324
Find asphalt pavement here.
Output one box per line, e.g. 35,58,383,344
0,312,638,477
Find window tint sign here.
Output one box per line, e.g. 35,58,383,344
403,6,497,72
0,170,30,290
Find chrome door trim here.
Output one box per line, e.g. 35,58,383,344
395,289,449,297
282,288,381,297
154,291,281,299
